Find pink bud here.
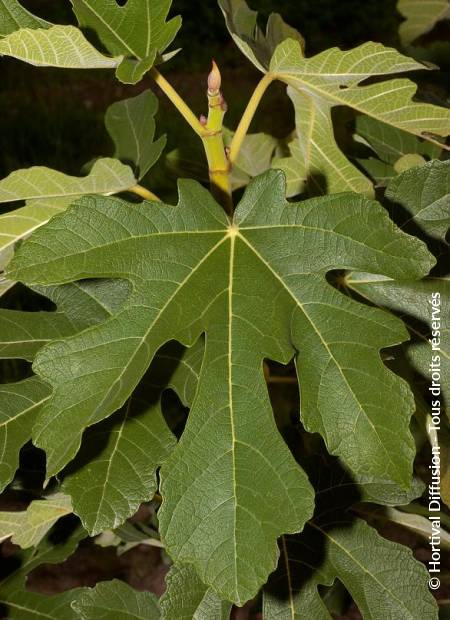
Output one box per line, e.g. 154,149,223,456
207,60,221,94
199,114,207,126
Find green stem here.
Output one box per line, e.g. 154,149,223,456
150,68,208,137
129,184,161,202
201,61,233,215
228,73,275,165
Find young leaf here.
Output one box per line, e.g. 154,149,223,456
71,0,181,84
71,580,160,620
398,0,450,45
0,25,122,68
0,493,72,548
7,171,434,603
263,460,438,620
218,0,304,73
0,0,51,36
160,563,232,620
105,90,166,180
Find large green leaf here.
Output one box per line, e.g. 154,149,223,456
6,171,434,603
263,460,438,620
398,0,450,45
72,580,160,619
0,493,72,548
160,563,232,620
105,90,166,180
0,25,121,68
71,0,181,84
0,0,50,37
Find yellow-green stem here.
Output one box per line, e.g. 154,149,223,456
150,68,208,137
202,63,233,214
129,184,161,201
229,73,275,164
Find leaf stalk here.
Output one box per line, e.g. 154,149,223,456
229,73,275,164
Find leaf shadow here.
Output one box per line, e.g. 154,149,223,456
264,452,361,610
61,340,189,481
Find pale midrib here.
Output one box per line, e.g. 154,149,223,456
274,72,437,140
82,2,138,58
309,521,414,616
0,394,49,430
92,398,131,533
227,233,239,600
0,600,55,619
34,235,228,460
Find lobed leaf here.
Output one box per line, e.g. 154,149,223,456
222,1,450,196
71,0,181,84
71,580,160,619
270,39,450,141
0,25,121,68
218,0,304,72
105,90,166,180
6,170,435,603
